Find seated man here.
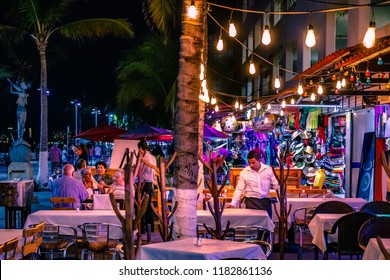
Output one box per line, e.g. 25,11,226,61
52,164,89,209
107,169,125,199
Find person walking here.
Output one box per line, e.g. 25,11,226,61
49,143,62,174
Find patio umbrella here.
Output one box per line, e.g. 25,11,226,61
203,124,230,140
75,124,128,142
118,125,173,140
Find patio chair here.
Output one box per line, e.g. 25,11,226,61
50,197,77,210
323,212,374,259
291,206,316,259
358,216,390,250
78,222,123,260
376,235,390,260
244,240,272,259
40,224,78,259
22,221,45,260
1,238,19,260
359,201,390,215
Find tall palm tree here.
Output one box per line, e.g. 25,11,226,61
0,0,134,186
143,0,205,238
116,35,179,121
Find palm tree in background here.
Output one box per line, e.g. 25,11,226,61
116,35,179,124
0,0,134,186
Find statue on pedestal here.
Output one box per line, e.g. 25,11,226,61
8,79,30,141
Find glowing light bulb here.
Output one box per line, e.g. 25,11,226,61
188,2,197,19
249,61,256,74
281,100,286,108
235,100,239,109
262,25,271,46
215,105,219,112
280,110,284,116
267,104,271,111
298,83,303,95
363,21,376,48
239,104,243,110
256,101,261,110
310,92,316,101
336,80,341,89
211,97,216,105
305,24,316,47
274,76,281,89
229,22,237,37
317,85,323,95
216,38,223,51
232,115,236,122
341,78,346,88
291,98,295,105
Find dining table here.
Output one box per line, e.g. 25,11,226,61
272,197,367,224
139,237,265,260
197,208,275,232
24,210,125,236
0,229,24,259
363,238,390,260
308,213,345,253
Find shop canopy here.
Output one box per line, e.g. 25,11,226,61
75,124,128,142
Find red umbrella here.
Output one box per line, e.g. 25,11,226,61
75,124,128,142
118,125,173,140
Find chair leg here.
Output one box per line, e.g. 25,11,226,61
314,246,319,260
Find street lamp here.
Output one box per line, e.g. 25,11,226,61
106,113,114,125
71,99,81,145
91,108,101,126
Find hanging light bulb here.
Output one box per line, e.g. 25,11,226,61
291,97,295,105
249,60,256,75
211,97,217,105
274,76,281,89
317,84,323,95
305,24,316,47
281,100,286,108
310,92,316,101
262,25,271,46
188,1,197,19
216,38,223,51
215,104,219,112
363,21,376,48
239,103,243,110
298,83,303,95
256,101,261,110
336,80,341,89
280,110,284,116
235,99,239,109
267,104,271,111
229,22,237,37
341,78,346,88
232,115,236,122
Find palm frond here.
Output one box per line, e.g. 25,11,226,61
57,18,134,41
0,65,14,80
142,0,176,39
0,25,26,42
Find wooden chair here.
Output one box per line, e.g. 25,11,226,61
1,238,19,260
22,221,45,259
50,197,77,210
376,235,390,260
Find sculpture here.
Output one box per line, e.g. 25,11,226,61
8,79,30,141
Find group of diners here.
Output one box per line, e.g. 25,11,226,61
51,161,125,210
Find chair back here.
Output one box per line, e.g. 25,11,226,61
376,235,390,260
328,212,374,255
79,223,123,254
360,201,390,215
22,221,45,259
232,225,273,245
50,197,77,210
358,216,390,249
2,238,18,260
244,240,272,259
40,224,78,259
293,206,316,226
312,200,354,217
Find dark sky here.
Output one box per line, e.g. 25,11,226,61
1,0,147,143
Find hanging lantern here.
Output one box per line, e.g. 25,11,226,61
350,74,355,82
309,80,313,86
378,57,383,65
366,77,371,83
365,69,371,77
332,74,337,81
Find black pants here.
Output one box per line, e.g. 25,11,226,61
141,182,155,233
244,197,272,218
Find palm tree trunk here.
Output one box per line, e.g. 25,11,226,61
36,42,49,186
173,0,205,238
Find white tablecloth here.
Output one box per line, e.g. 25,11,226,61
363,238,390,260
272,197,367,223
197,209,275,232
139,237,265,260
308,213,345,252
24,210,125,236
0,229,23,260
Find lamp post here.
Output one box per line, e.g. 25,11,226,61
92,108,101,126
71,99,81,145
106,113,114,126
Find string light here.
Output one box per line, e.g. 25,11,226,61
305,24,316,47
298,83,304,95
267,104,271,111
363,8,376,48
215,104,219,112
336,80,342,89
274,76,281,89
256,101,261,110
310,92,316,101
290,97,295,105
235,99,239,109
280,110,284,116
262,13,271,46
317,84,323,94
228,11,237,37
239,103,243,110
188,1,197,19
249,59,256,74
211,97,217,105
341,78,346,88
281,100,286,108
216,28,223,51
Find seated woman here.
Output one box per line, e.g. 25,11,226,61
93,161,114,193
80,167,101,209
107,169,125,199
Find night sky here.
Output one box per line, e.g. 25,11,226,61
0,0,148,143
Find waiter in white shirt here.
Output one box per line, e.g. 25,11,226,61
138,139,157,233
228,150,279,217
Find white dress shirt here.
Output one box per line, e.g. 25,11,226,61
139,151,156,183
230,163,279,207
